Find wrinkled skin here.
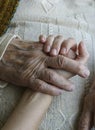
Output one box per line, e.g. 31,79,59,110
78,80,95,130
0,37,89,96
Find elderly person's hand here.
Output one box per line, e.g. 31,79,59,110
78,79,95,130
0,35,89,96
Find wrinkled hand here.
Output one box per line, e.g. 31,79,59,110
78,80,95,130
0,37,89,96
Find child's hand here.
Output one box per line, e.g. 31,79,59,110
39,35,77,59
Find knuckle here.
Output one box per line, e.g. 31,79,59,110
47,70,55,82
57,56,66,68
34,80,43,91
49,74,55,82
77,64,84,73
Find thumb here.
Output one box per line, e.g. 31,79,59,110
77,41,89,63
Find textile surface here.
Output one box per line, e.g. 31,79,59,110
0,0,95,129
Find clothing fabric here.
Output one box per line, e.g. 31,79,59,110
0,0,95,130
0,34,20,60
0,34,21,89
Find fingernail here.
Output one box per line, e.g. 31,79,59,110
51,49,57,55
44,45,51,52
83,70,90,78
61,48,67,54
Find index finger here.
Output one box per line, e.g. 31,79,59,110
46,55,90,78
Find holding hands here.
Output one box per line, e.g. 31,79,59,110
40,35,90,78
0,35,90,96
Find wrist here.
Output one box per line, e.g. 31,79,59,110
0,34,21,60
10,37,21,45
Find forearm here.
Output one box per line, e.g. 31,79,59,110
2,89,52,130
1,72,73,130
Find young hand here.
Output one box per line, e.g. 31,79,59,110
39,35,77,59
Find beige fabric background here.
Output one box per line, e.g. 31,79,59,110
0,0,95,129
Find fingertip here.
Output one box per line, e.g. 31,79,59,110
64,84,75,92
79,41,85,48
82,69,90,78
69,84,75,91
46,88,63,96
54,90,63,96
79,40,88,50
78,65,90,78
39,35,46,43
